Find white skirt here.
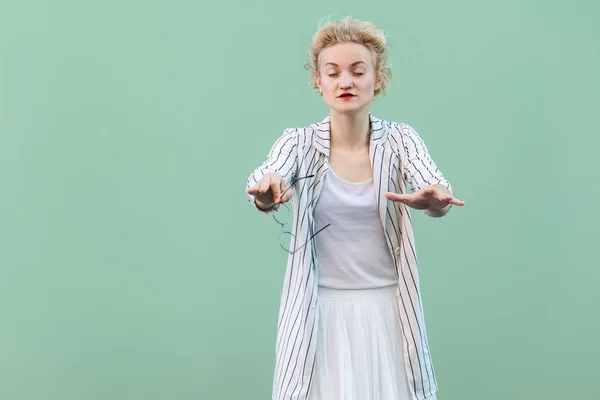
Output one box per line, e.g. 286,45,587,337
308,285,437,400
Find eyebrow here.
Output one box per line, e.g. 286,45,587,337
324,61,367,67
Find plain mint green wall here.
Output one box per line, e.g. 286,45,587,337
1,0,599,399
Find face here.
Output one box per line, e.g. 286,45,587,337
317,42,381,115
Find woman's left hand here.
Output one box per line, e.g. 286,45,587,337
384,185,465,211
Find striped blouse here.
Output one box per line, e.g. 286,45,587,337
245,113,452,400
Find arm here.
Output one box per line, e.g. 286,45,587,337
387,123,463,217
245,128,298,213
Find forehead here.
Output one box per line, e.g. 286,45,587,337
319,42,373,67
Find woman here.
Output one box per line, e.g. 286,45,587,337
246,16,465,400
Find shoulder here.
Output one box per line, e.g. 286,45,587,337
281,116,330,143
373,116,413,135
370,115,416,146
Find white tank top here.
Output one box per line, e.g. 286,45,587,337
313,168,398,289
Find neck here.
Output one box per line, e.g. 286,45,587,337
329,109,371,150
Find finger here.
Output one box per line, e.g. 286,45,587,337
435,191,465,206
436,194,454,203
450,197,466,206
246,184,259,195
258,175,271,194
247,180,264,194
274,180,287,204
384,191,413,203
271,179,282,203
281,183,293,203
429,187,452,202
424,186,437,195
282,190,293,203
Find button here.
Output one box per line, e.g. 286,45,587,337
396,288,401,297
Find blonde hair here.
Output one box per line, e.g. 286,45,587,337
304,16,392,98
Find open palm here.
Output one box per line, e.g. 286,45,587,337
384,186,465,211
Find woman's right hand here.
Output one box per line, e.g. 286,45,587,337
247,173,293,210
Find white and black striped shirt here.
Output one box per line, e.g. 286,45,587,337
246,114,452,400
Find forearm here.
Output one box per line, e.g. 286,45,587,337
245,127,299,211
424,184,452,218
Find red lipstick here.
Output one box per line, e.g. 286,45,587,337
338,92,356,99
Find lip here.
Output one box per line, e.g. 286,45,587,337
337,92,356,99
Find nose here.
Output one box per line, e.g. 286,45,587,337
339,72,353,89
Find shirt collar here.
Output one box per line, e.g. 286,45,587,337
313,113,388,157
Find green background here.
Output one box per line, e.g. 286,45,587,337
1,0,599,399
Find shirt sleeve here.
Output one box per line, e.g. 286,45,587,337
399,123,452,193
245,128,298,213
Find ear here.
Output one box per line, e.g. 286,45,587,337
374,71,383,91
316,73,322,92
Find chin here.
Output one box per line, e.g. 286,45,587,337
330,101,371,115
